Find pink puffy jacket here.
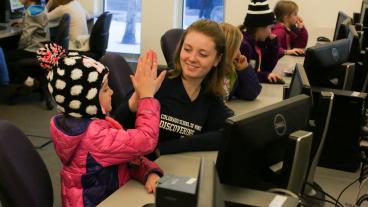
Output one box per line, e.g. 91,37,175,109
50,98,163,207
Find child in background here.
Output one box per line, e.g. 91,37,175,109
37,43,166,207
6,0,49,87
219,22,262,101
239,0,283,84
272,0,308,56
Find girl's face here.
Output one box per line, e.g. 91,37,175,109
98,78,113,114
255,25,272,41
180,31,221,81
287,11,298,25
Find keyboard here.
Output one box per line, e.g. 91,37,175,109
0,25,7,31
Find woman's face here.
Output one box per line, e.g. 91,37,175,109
255,25,272,41
180,31,221,81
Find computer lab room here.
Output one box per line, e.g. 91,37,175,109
0,0,367,206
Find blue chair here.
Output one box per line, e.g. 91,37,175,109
160,28,184,69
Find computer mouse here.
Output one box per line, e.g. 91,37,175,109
317,36,331,42
270,78,286,84
142,203,155,207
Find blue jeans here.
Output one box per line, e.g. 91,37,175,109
0,47,9,85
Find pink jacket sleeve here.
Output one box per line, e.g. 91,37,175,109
87,98,161,167
128,157,164,184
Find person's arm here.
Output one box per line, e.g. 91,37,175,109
89,98,161,166
262,36,280,72
129,157,163,185
158,97,234,155
293,27,309,49
232,66,262,100
47,5,63,21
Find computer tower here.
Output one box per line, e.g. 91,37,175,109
312,88,366,172
0,0,10,23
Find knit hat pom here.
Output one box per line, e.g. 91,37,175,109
37,43,66,70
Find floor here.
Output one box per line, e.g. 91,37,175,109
0,90,365,207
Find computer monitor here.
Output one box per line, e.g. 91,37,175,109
360,0,368,26
288,64,312,99
303,38,352,90
9,0,23,12
347,24,362,62
216,94,311,191
333,11,352,41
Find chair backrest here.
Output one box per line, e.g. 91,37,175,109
160,28,184,69
54,13,71,50
89,12,113,57
0,120,53,207
100,53,133,112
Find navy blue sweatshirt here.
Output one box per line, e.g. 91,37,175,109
113,76,233,158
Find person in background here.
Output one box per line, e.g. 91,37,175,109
114,19,234,160
219,22,262,101
47,0,91,50
37,44,166,207
272,0,308,56
5,0,49,88
239,0,283,84
0,47,9,86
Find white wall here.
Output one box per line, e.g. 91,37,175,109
80,0,362,64
141,0,182,64
77,0,103,15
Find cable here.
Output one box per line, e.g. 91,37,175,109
304,182,343,207
25,133,50,139
303,194,343,207
335,177,360,207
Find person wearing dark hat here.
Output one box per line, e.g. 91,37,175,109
37,43,166,207
239,0,284,84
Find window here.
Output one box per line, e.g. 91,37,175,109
182,0,224,29
105,0,141,54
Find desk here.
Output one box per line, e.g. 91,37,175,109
98,153,210,207
0,22,22,39
273,55,305,76
227,83,284,115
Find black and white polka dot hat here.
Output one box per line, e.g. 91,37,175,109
37,43,109,119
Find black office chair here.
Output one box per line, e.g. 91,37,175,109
15,13,71,110
160,28,184,69
81,12,113,60
100,53,133,113
0,120,53,207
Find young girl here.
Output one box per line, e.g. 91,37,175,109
114,19,233,159
6,0,49,87
239,0,283,84
219,22,262,101
37,43,166,207
272,0,308,56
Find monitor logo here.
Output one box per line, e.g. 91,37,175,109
331,47,340,62
274,114,287,136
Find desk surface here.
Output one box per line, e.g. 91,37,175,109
0,22,22,39
98,152,213,207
